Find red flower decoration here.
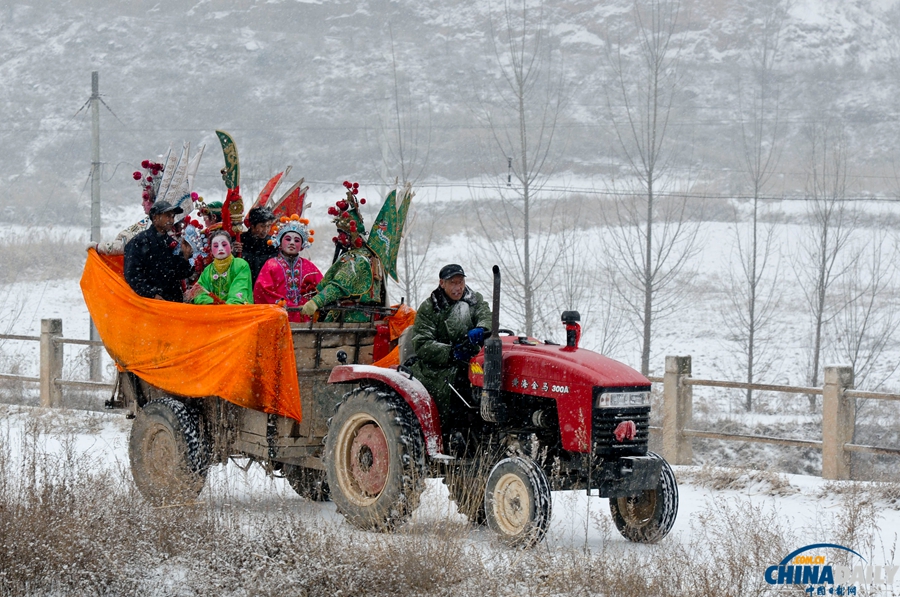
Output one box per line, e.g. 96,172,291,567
360,198,366,205
133,171,142,180
349,221,357,232
351,188,358,195
328,206,338,216
353,237,363,248
352,182,359,189
141,160,150,168
343,181,351,188
336,200,348,210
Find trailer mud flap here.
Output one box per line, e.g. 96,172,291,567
592,455,663,498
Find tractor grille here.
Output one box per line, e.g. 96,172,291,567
591,391,650,458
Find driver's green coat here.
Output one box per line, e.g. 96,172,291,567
410,286,492,414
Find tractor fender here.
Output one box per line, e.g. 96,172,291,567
328,365,445,457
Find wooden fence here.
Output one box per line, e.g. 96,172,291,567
650,355,900,481
0,318,114,407
1,321,898,480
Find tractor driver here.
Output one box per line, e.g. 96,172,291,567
410,264,492,425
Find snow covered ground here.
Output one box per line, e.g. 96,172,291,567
1,403,898,595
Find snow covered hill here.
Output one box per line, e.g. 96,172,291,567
2,0,899,225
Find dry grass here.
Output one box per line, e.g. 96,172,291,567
0,232,86,284
683,464,797,496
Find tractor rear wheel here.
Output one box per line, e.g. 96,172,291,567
609,452,678,543
129,398,208,505
325,387,426,531
283,465,330,502
484,456,552,548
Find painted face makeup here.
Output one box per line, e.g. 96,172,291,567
211,235,232,260
281,231,303,257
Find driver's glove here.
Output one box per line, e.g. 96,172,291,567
466,327,486,346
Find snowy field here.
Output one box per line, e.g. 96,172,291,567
0,403,898,595
1,197,900,593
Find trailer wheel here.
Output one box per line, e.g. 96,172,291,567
484,456,552,548
609,452,678,543
444,473,487,525
129,398,208,505
325,387,425,531
283,465,330,502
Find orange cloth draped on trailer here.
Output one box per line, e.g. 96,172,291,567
80,249,302,421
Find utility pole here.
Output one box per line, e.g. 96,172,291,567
89,71,102,381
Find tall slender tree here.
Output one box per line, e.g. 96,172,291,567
603,0,699,375
796,121,855,408
376,26,433,307
470,0,567,337
726,0,789,411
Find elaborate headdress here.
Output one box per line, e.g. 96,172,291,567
328,181,367,249
269,214,315,250
133,142,205,218
133,160,164,204
198,199,223,222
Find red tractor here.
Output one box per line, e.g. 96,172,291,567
108,265,677,548
323,266,678,547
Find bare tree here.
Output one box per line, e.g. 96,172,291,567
795,121,855,406
469,0,567,337
376,26,434,307
725,0,789,411
603,0,700,375
555,207,625,355
827,232,898,393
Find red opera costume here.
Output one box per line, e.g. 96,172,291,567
254,255,322,322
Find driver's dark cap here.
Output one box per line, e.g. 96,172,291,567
439,264,466,280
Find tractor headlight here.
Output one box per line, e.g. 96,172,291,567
595,391,650,408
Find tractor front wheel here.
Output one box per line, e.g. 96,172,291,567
325,387,426,531
609,452,678,543
484,456,552,548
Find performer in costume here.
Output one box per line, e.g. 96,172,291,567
93,160,161,255
254,215,322,323
189,230,253,305
300,181,413,323
198,200,224,229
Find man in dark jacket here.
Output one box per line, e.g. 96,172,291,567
124,201,193,302
410,264,492,423
236,207,278,284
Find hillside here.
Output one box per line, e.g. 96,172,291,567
2,0,900,225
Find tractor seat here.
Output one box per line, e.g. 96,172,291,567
398,326,416,366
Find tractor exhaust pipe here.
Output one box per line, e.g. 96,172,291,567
481,265,506,423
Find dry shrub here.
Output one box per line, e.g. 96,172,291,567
0,232,86,284
685,464,796,496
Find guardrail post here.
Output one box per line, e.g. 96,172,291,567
662,355,692,465
40,318,63,408
822,365,854,480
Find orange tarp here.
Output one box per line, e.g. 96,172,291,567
80,249,302,421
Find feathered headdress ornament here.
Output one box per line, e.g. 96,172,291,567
328,181,367,249
269,214,315,250
133,160,164,204
133,142,205,218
